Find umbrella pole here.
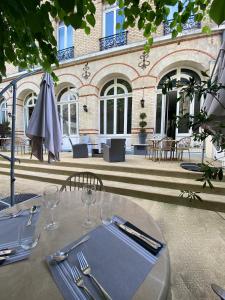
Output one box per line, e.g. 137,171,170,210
10,83,17,207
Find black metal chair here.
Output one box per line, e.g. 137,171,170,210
69,138,88,158
103,138,126,162
60,171,104,192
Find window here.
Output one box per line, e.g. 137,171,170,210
156,68,201,137
24,93,37,130
57,21,74,61
164,1,201,35
104,5,125,37
58,21,73,50
100,4,127,50
100,78,132,135
0,98,8,124
57,86,78,136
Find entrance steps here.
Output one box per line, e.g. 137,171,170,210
0,157,225,212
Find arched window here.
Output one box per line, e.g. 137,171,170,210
0,98,8,124
100,78,132,135
57,86,78,136
24,93,37,130
156,67,201,138
58,21,73,50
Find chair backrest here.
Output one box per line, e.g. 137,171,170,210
177,137,191,148
60,171,104,192
160,137,174,150
109,139,126,150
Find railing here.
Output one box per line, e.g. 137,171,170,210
99,31,128,51
163,16,201,35
57,46,74,62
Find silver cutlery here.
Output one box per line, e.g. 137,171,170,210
0,248,16,256
0,255,9,265
26,206,38,226
114,221,161,250
77,251,112,300
50,235,90,263
71,265,95,300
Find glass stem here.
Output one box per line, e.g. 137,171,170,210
50,208,54,224
87,205,91,222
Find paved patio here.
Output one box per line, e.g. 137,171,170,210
0,175,225,299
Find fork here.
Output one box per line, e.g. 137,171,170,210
77,251,112,300
71,266,95,300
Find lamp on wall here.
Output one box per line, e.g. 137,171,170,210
83,104,88,112
140,85,145,108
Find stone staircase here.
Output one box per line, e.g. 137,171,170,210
0,157,225,212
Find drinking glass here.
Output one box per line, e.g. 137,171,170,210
43,185,60,231
19,222,41,250
81,184,96,228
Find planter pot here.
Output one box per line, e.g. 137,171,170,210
138,133,147,144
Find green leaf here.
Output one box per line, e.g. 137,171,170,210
86,14,95,27
57,0,75,13
172,29,178,38
209,0,225,25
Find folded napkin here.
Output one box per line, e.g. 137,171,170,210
111,215,164,256
47,216,164,300
0,207,41,266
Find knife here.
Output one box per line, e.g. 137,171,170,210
114,222,161,250
0,248,16,256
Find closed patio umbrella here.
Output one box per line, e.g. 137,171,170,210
26,73,62,162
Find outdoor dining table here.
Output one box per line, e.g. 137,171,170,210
0,191,170,300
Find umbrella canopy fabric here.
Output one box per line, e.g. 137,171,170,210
203,41,225,134
26,73,62,162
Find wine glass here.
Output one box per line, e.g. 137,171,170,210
43,185,60,231
81,184,96,228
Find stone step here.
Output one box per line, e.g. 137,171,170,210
14,157,203,180
0,161,224,195
1,167,225,213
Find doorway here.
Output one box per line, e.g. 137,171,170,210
165,91,177,139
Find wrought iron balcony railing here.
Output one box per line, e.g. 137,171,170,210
99,31,128,51
57,46,74,62
163,16,201,35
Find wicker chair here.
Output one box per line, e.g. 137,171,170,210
176,137,191,161
60,171,104,192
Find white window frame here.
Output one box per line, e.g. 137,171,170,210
0,99,8,124
24,92,37,131
57,86,79,137
103,4,124,37
99,78,132,135
57,21,73,50
155,67,202,139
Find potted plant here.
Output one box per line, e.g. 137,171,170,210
139,112,147,144
0,121,11,138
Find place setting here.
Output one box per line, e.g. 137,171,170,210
44,185,165,300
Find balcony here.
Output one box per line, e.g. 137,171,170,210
57,46,74,62
163,16,201,35
99,31,128,51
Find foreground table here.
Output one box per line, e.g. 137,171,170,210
0,191,170,300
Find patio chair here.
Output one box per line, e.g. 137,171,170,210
145,139,160,160
103,138,126,162
15,136,30,154
69,138,88,158
160,137,176,160
176,137,191,161
60,171,104,192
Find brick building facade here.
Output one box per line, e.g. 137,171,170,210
0,1,224,154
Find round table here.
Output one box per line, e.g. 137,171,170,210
0,191,170,300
